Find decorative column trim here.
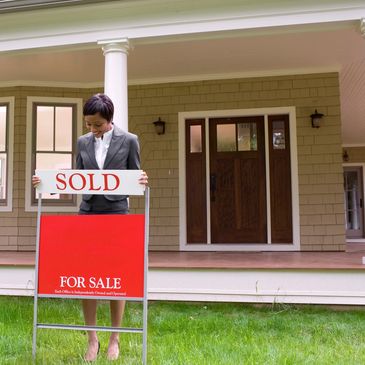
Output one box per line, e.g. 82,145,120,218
98,38,130,55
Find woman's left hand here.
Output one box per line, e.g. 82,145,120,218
139,170,148,186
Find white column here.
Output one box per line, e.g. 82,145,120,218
98,38,130,131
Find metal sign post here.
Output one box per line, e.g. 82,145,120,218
32,170,149,364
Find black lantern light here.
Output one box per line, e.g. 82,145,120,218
153,117,166,135
310,109,324,128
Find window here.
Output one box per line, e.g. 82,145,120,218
0,98,14,211
26,97,83,212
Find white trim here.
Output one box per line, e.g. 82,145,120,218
5,266,365,305
0,97,15,212
0,80,103,89
178,115,187,248
0,1,363,53
342,163,365,167
342,144,365,148
0,266,35,296
289,107,300,249
264,115,271,244
25,96,83,212
177,243,299,252
149,268,365,305
0,19,352,56
179,106,300,252
205,117,211,245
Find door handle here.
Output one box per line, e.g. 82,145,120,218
210,174,216,202
210,174,216,192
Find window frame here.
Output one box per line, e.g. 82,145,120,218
0,97,14,212
25,96,83,212
31,102,77,206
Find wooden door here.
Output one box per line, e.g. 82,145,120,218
209,117,267,243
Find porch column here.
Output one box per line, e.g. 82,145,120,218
98,39,130,131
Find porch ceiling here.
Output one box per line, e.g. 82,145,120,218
0,0,114,13
1,22,364,144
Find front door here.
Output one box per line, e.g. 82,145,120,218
344,167,364,238
209,117,267,243
185,113,293,246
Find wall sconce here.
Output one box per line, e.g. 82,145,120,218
343,149,349,162
153,117,166,135
310,109,324,128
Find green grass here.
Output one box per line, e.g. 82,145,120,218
1,297,365,364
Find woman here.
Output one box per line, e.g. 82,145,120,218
33,93,148,361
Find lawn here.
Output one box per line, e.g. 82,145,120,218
1,296,365,364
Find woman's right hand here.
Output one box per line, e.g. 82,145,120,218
32,175,41,188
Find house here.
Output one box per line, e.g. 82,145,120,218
0,0,365,304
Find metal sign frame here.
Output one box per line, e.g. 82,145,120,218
32,184,150,364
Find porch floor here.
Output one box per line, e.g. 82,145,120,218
1,243,365,270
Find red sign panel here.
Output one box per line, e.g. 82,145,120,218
38,215,145,298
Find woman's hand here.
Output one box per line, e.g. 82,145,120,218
32,175,41,188
139,171,148,186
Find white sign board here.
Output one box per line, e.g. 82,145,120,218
35,170,145,196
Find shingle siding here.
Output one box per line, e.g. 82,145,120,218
0,72,346,251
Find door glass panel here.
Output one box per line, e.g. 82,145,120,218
345,171,360,230
190,125,202,153
272,121,285,150
217,124,236,152
36,106,54,151
238,123,257,151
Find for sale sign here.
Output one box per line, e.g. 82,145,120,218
38,214,145,298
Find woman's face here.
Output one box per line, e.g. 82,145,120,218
84,112,112,138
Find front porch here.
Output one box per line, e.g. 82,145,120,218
1,243,365,305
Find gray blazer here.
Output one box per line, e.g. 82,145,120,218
76,125,140,206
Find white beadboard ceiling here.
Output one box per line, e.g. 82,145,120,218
0,24,364,144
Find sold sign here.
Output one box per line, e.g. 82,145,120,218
35,170,144,195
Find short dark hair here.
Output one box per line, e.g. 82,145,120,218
83,93,114,122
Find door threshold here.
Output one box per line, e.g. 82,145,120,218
180,243,299,252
